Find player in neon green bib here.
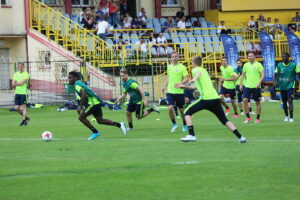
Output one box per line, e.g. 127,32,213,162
239,52,265,124
175,56,246,143
115,68,160,130
162,52,189,133
274,53,300,122
12,63,30,126
219,57,238,118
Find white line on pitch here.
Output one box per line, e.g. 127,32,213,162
0,138,300,142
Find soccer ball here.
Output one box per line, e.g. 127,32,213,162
42,131,53,141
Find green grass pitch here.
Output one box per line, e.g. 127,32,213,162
0,102,300,200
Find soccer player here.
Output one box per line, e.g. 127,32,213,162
235,59,254,115
240,52,265,123
115,68,160,130
68,71,126,140
162,51,189,132
12,62,30,126
274,53,300,122
219,57,238,117
176,56,246,143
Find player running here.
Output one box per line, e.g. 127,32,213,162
162,51,189,132
115,68,160,130
239,52,264,123
176,56,246,143
219,57,239,117
12,62,30,126
235,59,254,115
274,53,300,122
68,71,126,140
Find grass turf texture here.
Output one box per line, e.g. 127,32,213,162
0,102,300,200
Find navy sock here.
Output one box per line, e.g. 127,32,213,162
91,127,98,133
233,129,242,139
147,108,154,113
188,125,195,136
171,119,176,125
246,113,250,118
113,122,121,128
129,122,133,128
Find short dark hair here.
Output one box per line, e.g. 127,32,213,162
236,59,243,63
282,52,290,57
69,71,81,79
120,68,129,75
18,62,25,66
248,52,255,56
193,56,202,66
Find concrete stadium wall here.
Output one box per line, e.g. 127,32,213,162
0,1,26,35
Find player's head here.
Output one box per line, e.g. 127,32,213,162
192,56,202,68
221,57,228,66
236,59,243,67
282,53,290,63
18,62,25,72
68,71,81,85
170,51,179,64
120,68,129,82
247,52,255,62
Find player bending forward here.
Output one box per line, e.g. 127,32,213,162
115,68,160,130
68,71,126,140
175,56,246,143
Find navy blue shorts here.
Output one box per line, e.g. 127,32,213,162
166,93,185,108
280,88,294,101
184,99,228,125
220,87,236,99
243,87,261,102
127,102,145,118
15,94,27,105
85,103,103,117
235,85,243,103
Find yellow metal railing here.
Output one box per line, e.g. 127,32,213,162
30,0,114,66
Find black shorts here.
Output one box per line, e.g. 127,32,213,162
184,98,228,125
243,87,261,102
85,103,103,117
166,93,185,108
219,87,236,99
127,102,145,118
280,88,294,101
235,85,243,103
15,94,27,106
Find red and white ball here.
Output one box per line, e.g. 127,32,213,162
42,131,53,141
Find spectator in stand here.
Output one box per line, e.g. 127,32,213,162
257,14,266,22
95,6,105,22
265,17,274,36
132,17,142,29
149,33,158,54
248,16,257,30
177,16,187,32
157,32,168,56
138,8,147,25
162,17,174,33
79,8,88,26
274,18,284,32
257,14,266,30
125,12,133,24
176,7,185,22
99,0,109,18
116,37,125,50
123,16,132,29
295,26,300,39
136,38,147,54
96,17,109,40
120,0,128,18
295,12,300,22
84,17,95,30
88,7,96,18
288,17,298,32
108,0,118,25
217,21,228,35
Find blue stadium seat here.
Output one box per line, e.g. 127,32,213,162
160,18,167,24
146,23,154,29
178,32,185,37
166,46,173,54
191,17,197,24
199,17,206,22
196,36,204,43
202,29,209,35
105,39,114,45
205,44,213,53
204,36,212,43
212,36,220,43
194,29,201,36
172,37,180,43
151,47,158,56
210,29,217,35
163,32,171,40
188,36,196,43
63,13,70,19
201,22,208,28
154,27,161,34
